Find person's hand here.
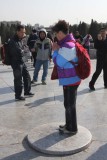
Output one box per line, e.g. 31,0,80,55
31,48,35,52
76,39,81,43
49,58,52,62
52,42,59,51
0,44,3,48
97,34,102,40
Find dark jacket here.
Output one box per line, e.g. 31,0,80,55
74,35,83,43
94,36,107,55
27,33,38,50
9,35,25,66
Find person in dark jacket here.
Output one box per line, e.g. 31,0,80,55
27,28,38,67
89,27,107,90
9,25,34,100
74,31,83,44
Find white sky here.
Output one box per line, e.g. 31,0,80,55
0,0,107,27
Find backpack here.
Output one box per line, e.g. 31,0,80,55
70,41,91,80
0,42,11,65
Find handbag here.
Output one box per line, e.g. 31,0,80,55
51,65,58,80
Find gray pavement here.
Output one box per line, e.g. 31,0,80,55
0,60,107,160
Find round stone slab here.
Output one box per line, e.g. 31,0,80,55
27,123,92,156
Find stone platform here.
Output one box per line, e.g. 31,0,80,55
27,123,92,156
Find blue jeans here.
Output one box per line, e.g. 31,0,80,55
33,59,49,81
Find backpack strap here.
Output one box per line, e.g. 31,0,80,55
67,40,78,66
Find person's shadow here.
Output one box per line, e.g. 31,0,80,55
25,87,103,108
1,132,69,160
0,137,43,160
25,95,63,108
86,143,107,160
0,86,14,95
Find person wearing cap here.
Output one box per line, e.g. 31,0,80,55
31,28,52,84
27,28,38,67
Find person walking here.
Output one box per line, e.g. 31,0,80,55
27,28,38,67
52,20,81,135
8,25,34,100
89,27,107,90
31,28,52,85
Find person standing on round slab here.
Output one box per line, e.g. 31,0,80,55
52,20,81,135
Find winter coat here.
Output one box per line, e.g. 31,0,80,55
8,35,25,66
35,38,52,60
52,34,81,86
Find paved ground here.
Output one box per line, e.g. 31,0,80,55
0,60,107,160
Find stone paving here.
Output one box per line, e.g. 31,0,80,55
0,60,107,160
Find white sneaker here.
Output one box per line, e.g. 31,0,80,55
59,127,77,135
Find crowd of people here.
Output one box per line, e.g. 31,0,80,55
0,21,107,135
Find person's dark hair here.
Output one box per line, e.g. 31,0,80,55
47,32,53,41
99,27,107,32
52,20,69,34
16,25,25,31
32,28,37,33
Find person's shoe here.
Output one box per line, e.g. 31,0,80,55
59,124,66,129
15,96,25,101
59,127,77,135
42,81,47,85
104,86,107,89
89,82,95,91
31,80,37,84
31,80,34,84
24,92,35,97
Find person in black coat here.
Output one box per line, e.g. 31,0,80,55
9,25,34,100
27,28,38,67
89,27,107,90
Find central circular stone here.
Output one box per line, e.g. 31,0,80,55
27,123,92,156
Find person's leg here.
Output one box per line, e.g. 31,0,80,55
33,52,37,67
22,63,32,94
31,52,36,67
33,60,42,81
12,65,23,99
42,60,49,83
89,54,103,90
62,85,78,133
103,54,107,88
85,46,90,55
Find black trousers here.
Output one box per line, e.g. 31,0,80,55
90,54,107,87
63,85,79,132
31,51,37,67
12,63,31,98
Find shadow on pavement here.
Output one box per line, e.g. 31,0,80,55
0,86,14,95
86,143,107,160
25,87,104,108
0,99,15,106
0,137,60,160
